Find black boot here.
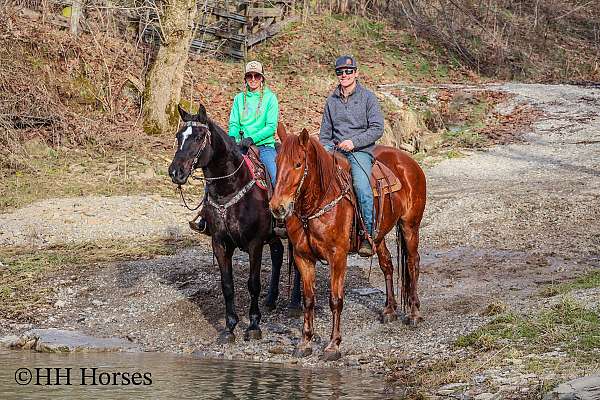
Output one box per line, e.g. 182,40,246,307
189,218,211,236
273,219,287,238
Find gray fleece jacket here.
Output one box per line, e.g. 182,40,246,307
319,82,384,155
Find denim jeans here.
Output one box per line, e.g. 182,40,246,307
324,145,374,235
258,145,277,185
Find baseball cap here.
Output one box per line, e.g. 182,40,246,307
335,55,357,70
245,61,264,77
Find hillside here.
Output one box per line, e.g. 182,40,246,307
1,5,597,209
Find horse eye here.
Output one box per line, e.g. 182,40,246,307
294,162,302,169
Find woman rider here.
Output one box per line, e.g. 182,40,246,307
190,61,279,234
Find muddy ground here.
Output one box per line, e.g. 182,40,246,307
1,83,599,398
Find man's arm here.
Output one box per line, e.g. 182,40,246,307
351,92,384,149
319,100,334,147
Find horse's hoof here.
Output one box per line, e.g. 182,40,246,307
288,306,302,318
244,329,262,341
381,312,398,324
263,300,277,312
216,331,236,344
403,316,422,327
320,350,341,362
293,346,312,358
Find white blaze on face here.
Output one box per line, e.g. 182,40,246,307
180,126,193,150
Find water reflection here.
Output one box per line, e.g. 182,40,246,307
0,350,394,399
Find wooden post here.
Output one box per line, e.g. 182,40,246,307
240,1,248,60
70,0,81,35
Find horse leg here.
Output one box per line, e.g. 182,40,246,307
214,240,238,344
244,240,263,341
401,223,422,326
264,238,284,311
293,256,315,358
376,240,398,323
321,254,347,361
288,243,303,318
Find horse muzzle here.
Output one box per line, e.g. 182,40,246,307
168,164,189,185
270,199,294,220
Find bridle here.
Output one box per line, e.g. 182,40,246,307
176,120,253,217
184,121,211,171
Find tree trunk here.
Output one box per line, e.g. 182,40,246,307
142,0,197,135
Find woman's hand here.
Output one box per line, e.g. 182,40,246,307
240,137,254,151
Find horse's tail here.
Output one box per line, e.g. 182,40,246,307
396,222,410,312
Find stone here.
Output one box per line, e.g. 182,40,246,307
268,346,286,355
350,287,383,296
0,335,19,348
543,375,600,400
54,300,66,308
438,382,469,395
10,329,138,352
474,393,500,400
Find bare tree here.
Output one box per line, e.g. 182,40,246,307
142,0,197,135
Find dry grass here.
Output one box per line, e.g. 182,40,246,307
0,139,177,210
371,0,600,82
0,237,195,321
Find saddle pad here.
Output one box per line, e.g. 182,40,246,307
243,150,269,192
370,161,401,197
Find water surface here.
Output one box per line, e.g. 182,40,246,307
0,350,395,399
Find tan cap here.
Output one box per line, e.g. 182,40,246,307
245,61,264,77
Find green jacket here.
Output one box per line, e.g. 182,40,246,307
228,86,279,147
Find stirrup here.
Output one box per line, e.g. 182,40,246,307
358,234,375,257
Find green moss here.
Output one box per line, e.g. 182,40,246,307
178,99,199,114
72,74,97,105
446,149,463,159
143,120,163,136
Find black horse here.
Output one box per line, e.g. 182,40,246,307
168,104,300,343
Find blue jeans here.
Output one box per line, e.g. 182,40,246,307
324,146,374,235
258,145,277,185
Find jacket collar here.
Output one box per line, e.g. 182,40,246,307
334,81,363,98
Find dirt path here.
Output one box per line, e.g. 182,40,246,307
1,83,599,397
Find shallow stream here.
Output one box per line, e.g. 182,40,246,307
0,349,394,399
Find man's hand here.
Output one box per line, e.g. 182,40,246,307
337,139,355,151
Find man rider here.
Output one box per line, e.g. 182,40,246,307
319,55,384,257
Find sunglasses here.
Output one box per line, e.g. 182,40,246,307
245,73,263,81
335,68,356,76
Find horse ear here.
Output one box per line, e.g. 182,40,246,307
197,103,208,122
299,128,309,146
276,122,288,142
178,104,192,121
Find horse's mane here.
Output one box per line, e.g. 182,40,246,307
280,134,337,194
208,118,243,159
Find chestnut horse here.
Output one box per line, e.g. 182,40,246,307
270,128,426,360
